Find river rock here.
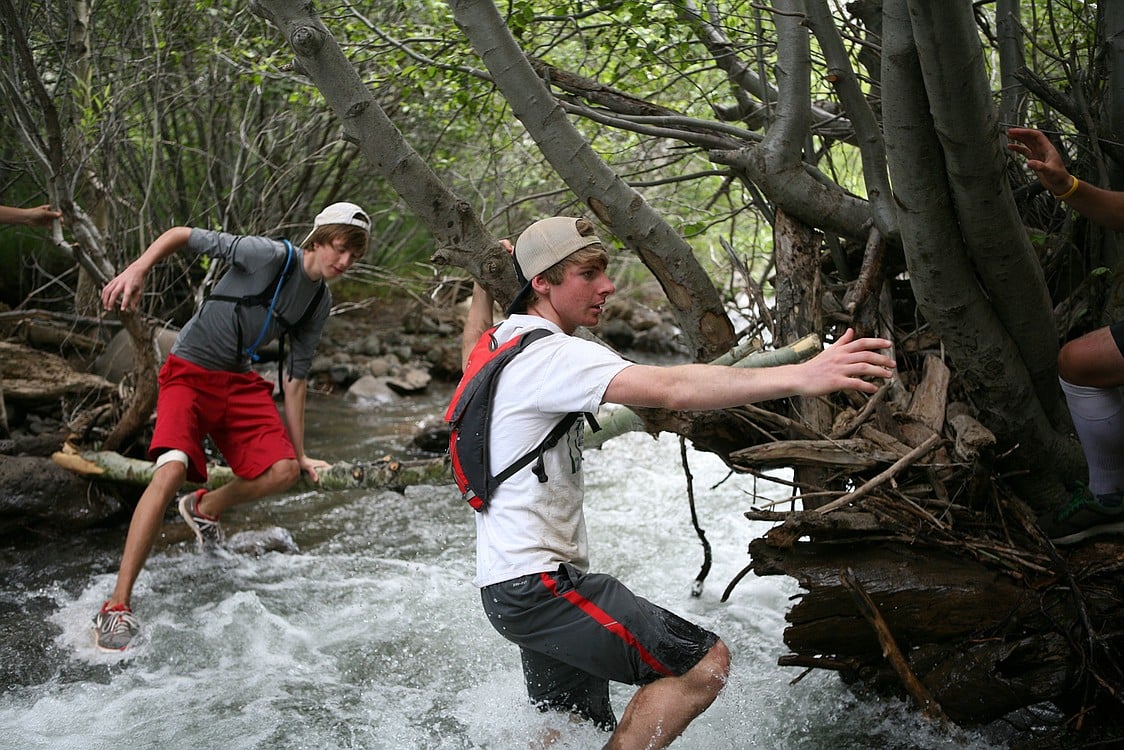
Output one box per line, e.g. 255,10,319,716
412,419,451,453
226,526,299,556
357,333,382,356
628,307,664,332
385,365,431,395
632,322,688,355
346,375,401,403
329,362,362,387
92,326,179,383
425,343,463,381
0,455,127,534
599,318,636,350
367,356,396,377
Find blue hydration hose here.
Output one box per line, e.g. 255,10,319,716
244,239,294,363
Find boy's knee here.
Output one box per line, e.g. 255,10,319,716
705,639,731,681
151,457,187,487
684,639,731,695
271,458,301,488
1058,340,1084,384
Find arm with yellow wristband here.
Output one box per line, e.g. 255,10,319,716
1008,126,1124,548
1007,126,1124,231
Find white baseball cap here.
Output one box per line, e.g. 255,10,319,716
302,202,371,245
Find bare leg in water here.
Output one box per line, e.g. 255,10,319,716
604,640,731,750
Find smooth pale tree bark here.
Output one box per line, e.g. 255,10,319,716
804,0,898,244
677,0,852,140
55,450,450,492
249,0,519,305
686,1,875,244
447,0,735,361
996,0,1027,127
881,0,1080,509
904,0,1059,415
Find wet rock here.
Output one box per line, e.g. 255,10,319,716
0,455,128,534
346,375,401,404
412,419,451,454
226,526,299,556
386,366,431,395
329,362,362,387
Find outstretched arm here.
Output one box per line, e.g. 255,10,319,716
0,204,61,227
603,328,895,410
101,226,192,312
1007,127,1124,231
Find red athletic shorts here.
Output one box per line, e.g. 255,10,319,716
149,354,296,483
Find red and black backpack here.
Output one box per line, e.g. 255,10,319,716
444,324,598,511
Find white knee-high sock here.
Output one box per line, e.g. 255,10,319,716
1060,377,1124,496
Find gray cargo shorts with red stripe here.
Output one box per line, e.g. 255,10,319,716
481,562,721,731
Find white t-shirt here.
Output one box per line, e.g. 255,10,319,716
473,315,632,587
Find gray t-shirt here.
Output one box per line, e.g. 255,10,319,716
170,228,331,379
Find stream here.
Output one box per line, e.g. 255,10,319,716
0,387,1006,749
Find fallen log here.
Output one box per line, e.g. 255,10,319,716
745,537,1082,725
53,448,450,493
729,437,902,470
735,488,1124,731
840,567,950,725
0,340,113,402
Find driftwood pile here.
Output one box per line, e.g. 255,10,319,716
718,350,1124,739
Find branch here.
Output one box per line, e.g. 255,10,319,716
814,433,941,514
841,567,951,725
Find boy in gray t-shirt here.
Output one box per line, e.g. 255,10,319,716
92,202,370,652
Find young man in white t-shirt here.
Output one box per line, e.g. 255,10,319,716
459,216,896,749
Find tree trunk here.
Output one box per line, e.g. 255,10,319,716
905,0,1059,415
773,209,833,507
249,0,519,305
447,0,735,361
996,0,1027,127
881,0,1080,511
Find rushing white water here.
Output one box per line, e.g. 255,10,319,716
0,392,1005,749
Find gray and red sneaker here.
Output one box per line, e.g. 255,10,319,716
178,489,225,550
92,602,140,651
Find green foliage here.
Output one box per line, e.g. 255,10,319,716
3,0,1115,325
